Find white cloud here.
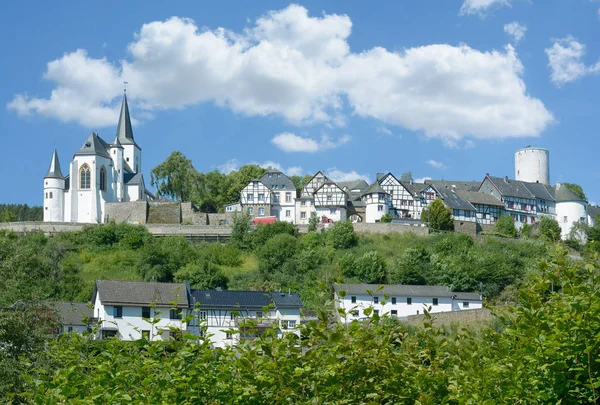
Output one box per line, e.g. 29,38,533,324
8,4,553,143
504,22,527,43
460,0,511,16
216,158,304,177
426,160,446,169
376,126,392,136
545,36,600,85
271,132,350,153
414,176,432,183
326,168,370,183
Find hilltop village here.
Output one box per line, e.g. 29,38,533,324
43,93,594,240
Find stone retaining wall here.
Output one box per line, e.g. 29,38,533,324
105,201,148,224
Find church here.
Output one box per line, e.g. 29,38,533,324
43,92,153,224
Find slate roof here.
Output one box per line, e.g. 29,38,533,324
588,205,600,219
47,302,92,326
190,290,303,309
338,180,369,192
437,189,476,211
260,169,295,191
334,284,481,301
487,176,535,199
455,190,504,207
552,184,587,202
361,181,387,197
401,181,426,197
522,182,555,201
93,280,189,308
45,149,64,179
74,132,112,159
425,180,481,192
124,173,144,185
115,92,139,147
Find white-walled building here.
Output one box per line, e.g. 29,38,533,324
92,280,189,341
260,169,296,223
334,284,482,323
188,289,303,348
240,179,272,218
43,93,153,224
361,182,391,223
314,180,347,222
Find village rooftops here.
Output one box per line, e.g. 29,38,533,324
93,280,189,308
190,290,303,310
334,284,481,301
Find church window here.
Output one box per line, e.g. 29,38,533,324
80,164,91,189
99,166,107,191
45,192,48,199
49,192,53,199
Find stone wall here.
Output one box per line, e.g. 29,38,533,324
476,223,496,234
207,213,234,226
453,220,477,235
405,308,492,327
147,202,181,224
105,201,148,224
352,222,428,236
181,203,208,225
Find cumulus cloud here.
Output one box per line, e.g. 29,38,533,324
271,132,350,152
216,158,304,176
504,22,527,43
326,168,370,183
460,0,512,16
426,160,446,169
545,36,600,85
414,176,433,183
8,4,553,143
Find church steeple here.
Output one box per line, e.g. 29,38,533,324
115,91,136,145
44,149,64,179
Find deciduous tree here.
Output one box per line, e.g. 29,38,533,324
421,199,454,231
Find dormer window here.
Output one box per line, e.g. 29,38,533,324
79,164,91,189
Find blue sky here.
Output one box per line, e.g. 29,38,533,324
2,0,599,206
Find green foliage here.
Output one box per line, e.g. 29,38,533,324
352,250,388,284
136,237,198,281
307,212,319,232
0,204,42,222
252,221,298,248
380,213,392,223
539,216,562,243
150,151,201,202
562,182,587,201
327,220,358,249
495,214,517,238
520,222,532,238
257,233,298,277
399,171,413,182
174,259,228,290
421,199,454,231
392,246,430,285
231,211,252,250
290,174,312,196
19,247,600,404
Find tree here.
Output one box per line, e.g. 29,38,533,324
495,214,517,238
562,183,587,201
539,216,562,243
224,165,267,204
231,211,252,250
421,199,454,231
151,151,200,202
392,247,430,285
308,213,319,232
399,172,413,182
380,214,392,223
327,220,358,249
290,174,312,197
174,259,228,290
257,233,298,276
354,251,387,284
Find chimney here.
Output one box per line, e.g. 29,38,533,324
504,176,509,183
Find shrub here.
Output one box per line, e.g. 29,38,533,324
327,221,357,249
495,214,517,238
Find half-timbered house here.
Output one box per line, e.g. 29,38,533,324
479,175,537,228
314,180,348,222
260,168,296,223
377,173,420,219
240,179,272,218
455,189,504,225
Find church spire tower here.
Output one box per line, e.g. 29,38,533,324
43,149,65,222
115,90,142,174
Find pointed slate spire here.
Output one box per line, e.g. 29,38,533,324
111,133,124,149
45,149,64,179
115,91,136,145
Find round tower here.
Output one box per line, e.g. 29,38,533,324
43,149,65,222
110,136,125,202
514,147,549,185
362,183,390,223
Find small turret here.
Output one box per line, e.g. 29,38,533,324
110,135,125,201
362,182,390,223
43,149,65,222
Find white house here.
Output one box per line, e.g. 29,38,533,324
92,280,189,341
188,289,303,348
333,284,482,323
361,182,391,223
260,168,296,223
240,179,272,218
43,92,153,224
314,180,347,222
224,202,242,213
296,171,327,224
47,301,92,335
377,173,422,219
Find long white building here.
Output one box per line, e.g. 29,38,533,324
333,284,483,323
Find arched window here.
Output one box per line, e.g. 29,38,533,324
49,192,53,199
80,164,91,189
99,166,107,191
45,192,48,199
